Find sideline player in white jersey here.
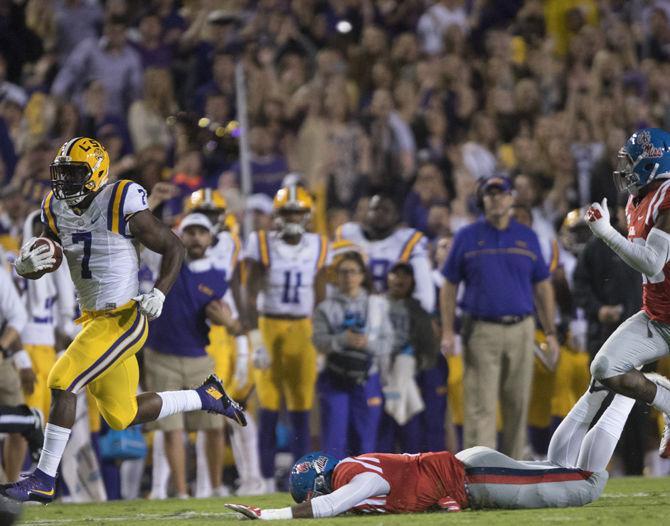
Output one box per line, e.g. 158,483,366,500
1,137,246,503
244,185,328,492
336,193,435,312
18,210,77,419
184,189,264,496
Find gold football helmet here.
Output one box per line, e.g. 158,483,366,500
184,188,227,231
50,137,109,206
273,185,313,236
559,207,591,256
184,188,227,213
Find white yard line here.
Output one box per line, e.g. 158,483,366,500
22,511,238,525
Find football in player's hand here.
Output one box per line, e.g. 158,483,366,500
24,237,63,279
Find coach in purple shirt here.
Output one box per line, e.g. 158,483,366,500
144,213,238,498
439,176,559,459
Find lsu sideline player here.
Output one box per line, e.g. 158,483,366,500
0,137,245,503
244,185,328,492
336,192,435,312
184,189,263,496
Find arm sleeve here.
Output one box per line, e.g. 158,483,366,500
0,268,27,334
599,226,670,278
310,472,390,518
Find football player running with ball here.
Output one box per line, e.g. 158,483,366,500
0,137,245,504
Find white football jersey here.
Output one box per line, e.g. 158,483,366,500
41,180,149,312
246,230,328,317
208,231,243,279
336,222,436,312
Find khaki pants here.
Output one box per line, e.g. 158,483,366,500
463,317,534,459
0,360,24,406
143,348,222,432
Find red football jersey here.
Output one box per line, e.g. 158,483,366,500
625,179,670,323
331,452,468,513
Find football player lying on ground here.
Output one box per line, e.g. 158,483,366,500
225,372,659,519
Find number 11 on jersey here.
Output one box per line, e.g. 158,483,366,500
282,270,302,304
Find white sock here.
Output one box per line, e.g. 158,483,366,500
157,390,202,420
231,414,263,485
577,394,635,472
37,423,72,477
195,431,212,498
150,431,170,499
547,387,609,467
120,458,145,500
652,383,670,414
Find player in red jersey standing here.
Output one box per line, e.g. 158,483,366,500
546,128,670,470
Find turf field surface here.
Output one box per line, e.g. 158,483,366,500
18,476,670,526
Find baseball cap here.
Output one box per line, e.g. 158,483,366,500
178,213,214,234
247,193,274,215
480,175,513,193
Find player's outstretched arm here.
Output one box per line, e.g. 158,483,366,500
129,210,185,296
586,198,670,277
226,472,389,520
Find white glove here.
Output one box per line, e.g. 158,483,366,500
585,198,615,239
248,329,271,370
15,237,56,276
133,287,165,321
233,335,250,389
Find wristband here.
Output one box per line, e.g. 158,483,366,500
235,335,250,359
248,329,263,350
260,507,293,520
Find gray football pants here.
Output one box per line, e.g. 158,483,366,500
591,311,670,380
456,446,608,509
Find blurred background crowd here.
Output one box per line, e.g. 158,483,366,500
1,0,670,501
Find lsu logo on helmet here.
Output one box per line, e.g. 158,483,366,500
50,137,110,206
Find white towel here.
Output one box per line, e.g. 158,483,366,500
382,354,425,426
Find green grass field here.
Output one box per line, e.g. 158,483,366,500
16,476,670,526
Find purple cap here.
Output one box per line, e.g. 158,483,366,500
480,176,513,193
